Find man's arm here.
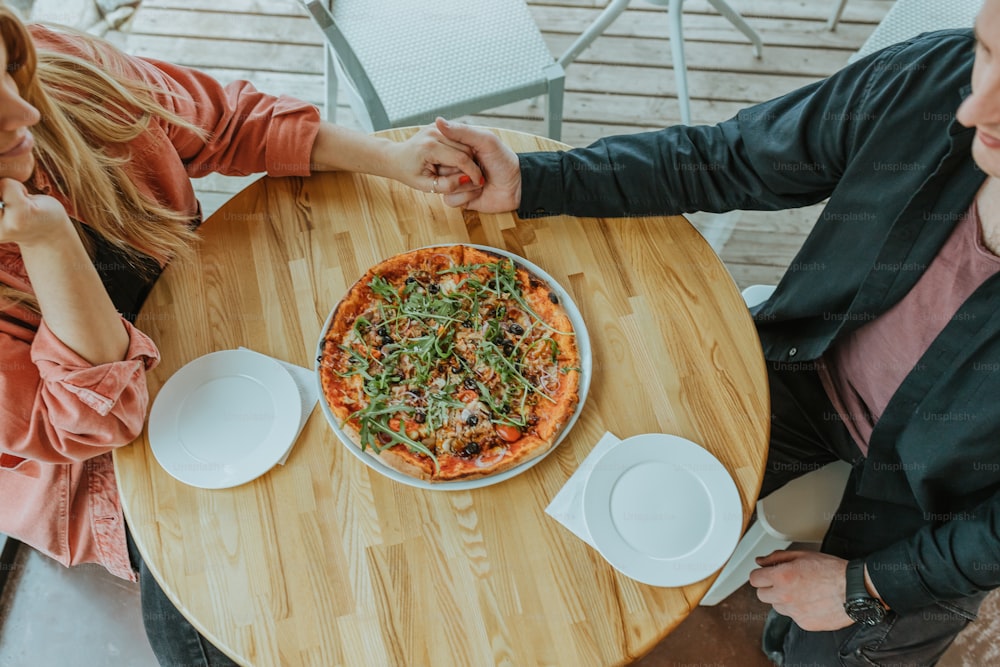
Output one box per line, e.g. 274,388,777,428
441,33,969,219
865,496,1000,614
437,70,861,217
750,486,1000,628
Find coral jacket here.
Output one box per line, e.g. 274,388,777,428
0,25,320,580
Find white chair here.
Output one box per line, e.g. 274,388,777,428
700,285,852,606
558,0,763,126
303,0,565,139
828,0,849,31
850,0,983,62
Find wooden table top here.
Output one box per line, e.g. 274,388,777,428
114,127,769,667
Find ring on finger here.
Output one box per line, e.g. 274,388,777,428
431,177,438,195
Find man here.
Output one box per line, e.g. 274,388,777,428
429,1,1000,664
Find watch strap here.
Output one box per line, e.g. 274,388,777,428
845,558,871,601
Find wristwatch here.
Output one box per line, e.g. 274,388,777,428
844,559,886,626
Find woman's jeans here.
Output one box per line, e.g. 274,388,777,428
125,525,240,667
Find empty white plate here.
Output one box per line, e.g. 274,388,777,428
582,433,743,587
149,349,301,489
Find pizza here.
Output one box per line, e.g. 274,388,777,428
318,245,582,483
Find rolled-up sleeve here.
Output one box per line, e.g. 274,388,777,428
136,57,322,178
0,318,159,470
29,25,321,180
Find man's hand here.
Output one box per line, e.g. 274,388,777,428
749,550,856,632
434,118,522,213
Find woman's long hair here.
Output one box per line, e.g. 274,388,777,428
0,5,204,314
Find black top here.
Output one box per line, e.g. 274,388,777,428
81,225,162,324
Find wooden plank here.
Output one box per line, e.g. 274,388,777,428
114,33,323,73
534,0,892,25
544,32,855,77
131,5,875,53
116,32,850,86
209,62,679,110
29,0,99,27
725,262,789,290
192,172,260,193
197,190,243,218
128,8,321,44
683,0,892,24
722,229,810,266
146,42,821,110
530,6,878,49
563,63,821,101
122,53,827,132
487,90,750,127
139,0,892,29
724,205,827,236
195,68,325,105
142,0,306,15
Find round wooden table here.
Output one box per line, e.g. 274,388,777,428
115,128,769,666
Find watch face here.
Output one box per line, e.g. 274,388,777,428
845,598,886,626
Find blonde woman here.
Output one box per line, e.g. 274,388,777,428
0,5,481,665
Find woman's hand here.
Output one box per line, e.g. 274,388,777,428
382,122,485,195
0,178,76,247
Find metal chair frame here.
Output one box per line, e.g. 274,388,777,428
557,0,763,126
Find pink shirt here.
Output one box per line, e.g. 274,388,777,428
820,202,1000,455
0,26,321,580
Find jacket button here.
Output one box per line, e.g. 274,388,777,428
788,347,797,357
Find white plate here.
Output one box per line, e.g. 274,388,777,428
149,349,301,489
582,433,742,587
315,244,592,491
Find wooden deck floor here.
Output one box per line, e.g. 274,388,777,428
102,0,893,288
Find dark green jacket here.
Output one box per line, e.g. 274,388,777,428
517,30,999,615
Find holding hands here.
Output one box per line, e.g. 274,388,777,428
432,118,522,213
383,122,484,196
360,117,521,212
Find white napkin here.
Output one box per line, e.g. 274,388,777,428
238,347,318,464
545,431,622,548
